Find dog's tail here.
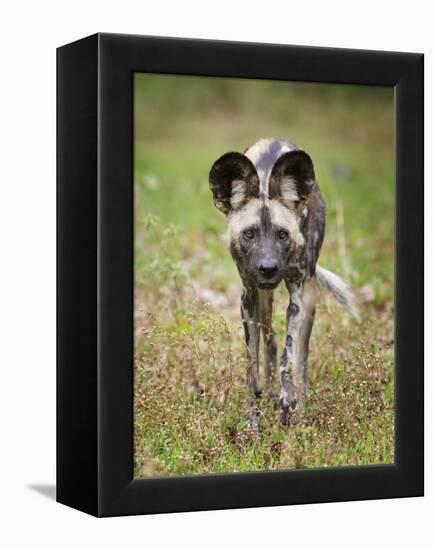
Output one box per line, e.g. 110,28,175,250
315,265,359,320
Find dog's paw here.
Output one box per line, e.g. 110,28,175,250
246,399,261,433
248,411,261,433
279,396,298,427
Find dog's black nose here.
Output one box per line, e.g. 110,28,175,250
259,261,278,278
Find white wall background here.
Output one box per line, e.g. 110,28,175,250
0,1,432,548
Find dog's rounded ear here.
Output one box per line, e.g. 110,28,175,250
209,152,260,215
270,150,323,276
269,150,315,207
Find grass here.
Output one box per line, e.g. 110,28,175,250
133,74,395,477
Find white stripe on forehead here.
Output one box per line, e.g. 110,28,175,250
244,138,298,197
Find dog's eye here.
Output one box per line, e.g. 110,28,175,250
278,230,289,240
244,230,254,239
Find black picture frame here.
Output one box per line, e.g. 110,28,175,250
57,33,424,517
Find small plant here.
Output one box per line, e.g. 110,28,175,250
135,214,190,315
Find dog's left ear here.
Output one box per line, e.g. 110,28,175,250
268,150,315,207
270,150,325,276
209,152,260,215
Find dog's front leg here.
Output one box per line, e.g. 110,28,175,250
279,280,316,426
241,287,261,431
292,278,317,405
258,289,277,395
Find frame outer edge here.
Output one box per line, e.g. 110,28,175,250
56,34,99,517
82,34,424,516
394,54,424,495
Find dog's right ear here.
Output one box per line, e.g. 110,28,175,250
268,150,316,207
209,152,260,215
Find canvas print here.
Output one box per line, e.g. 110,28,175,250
134,74,394,477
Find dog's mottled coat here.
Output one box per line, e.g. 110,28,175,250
209,138,355,429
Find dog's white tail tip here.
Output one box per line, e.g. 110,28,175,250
316,265,360,321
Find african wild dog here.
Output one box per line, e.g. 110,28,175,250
209,138,356,430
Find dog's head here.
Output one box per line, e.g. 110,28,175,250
209,148,321,289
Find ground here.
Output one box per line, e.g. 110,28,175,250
133,75,394,476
